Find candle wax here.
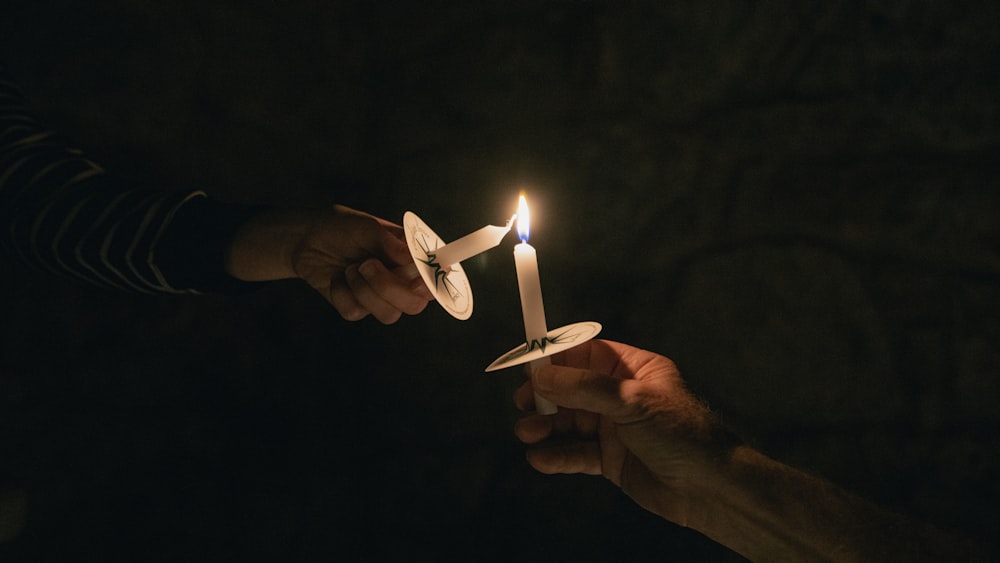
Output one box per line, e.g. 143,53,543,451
433,216,514,269
514,242,548,342
514,241,557,414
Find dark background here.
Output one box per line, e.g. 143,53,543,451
2,1,999,561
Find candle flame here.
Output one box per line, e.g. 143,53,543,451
516,193,530,242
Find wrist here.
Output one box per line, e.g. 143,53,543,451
680,446,795,558
224,207,315,282
619,422,744,530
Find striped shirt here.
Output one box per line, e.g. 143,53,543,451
0,65,260,294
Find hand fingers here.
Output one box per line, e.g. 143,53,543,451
393,263,434,301
393,262,421,282
354,259,433,322
325,260,430,323
513,381,536,411
526,441,603,476
557,339,627,378
360,259,429,314
532,364,633,419
371,213,405,239
326,274,369,322
343,262,400,323
353,213,411,269
568,405,600,437
343,262,410,324
515,378,600,442
514,378,595,431
515,408,601,444
381,229,415,268
333,206,410,268
514,414,552,444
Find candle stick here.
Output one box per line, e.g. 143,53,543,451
513,194,558,415
433,215,516,270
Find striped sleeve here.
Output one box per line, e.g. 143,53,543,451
0,66,262,294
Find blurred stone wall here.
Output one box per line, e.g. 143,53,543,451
1,1,998,560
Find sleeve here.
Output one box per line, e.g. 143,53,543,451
0,65,263,294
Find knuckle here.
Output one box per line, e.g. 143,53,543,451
339,305,369,321
376,310,402,325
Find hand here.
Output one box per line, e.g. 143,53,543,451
513,339,739,526
225,205,433,323
515,341,992,560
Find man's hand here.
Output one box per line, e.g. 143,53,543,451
226,205,432,324
513,339,737,525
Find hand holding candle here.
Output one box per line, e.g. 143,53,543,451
406,194,601,410
486,193,601,397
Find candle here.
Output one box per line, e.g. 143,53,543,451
513,194,558,415
433,215,516,270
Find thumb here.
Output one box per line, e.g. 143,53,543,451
381,229,414,268
532,364,628,417
351,215,411,268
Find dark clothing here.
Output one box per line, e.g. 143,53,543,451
0,66,259,294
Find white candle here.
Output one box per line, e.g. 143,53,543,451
513,194,557,415
433,215,516,270
514,243,547,346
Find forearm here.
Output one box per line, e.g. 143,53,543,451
690,446,990,562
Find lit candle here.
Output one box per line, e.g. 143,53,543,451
513,193,557,415
433,215,516,270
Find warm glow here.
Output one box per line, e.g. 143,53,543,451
516,193,530,242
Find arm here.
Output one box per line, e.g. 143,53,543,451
514,339,990,561
1,65,430,322
0,66,207,294
691,445,983,561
